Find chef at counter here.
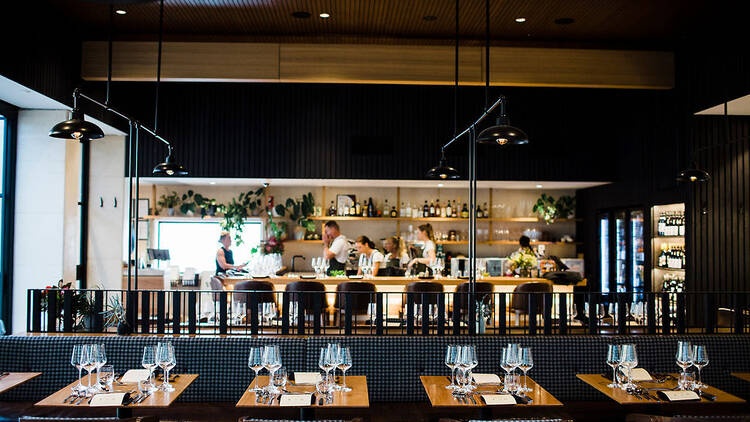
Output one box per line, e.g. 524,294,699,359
322,221,349,275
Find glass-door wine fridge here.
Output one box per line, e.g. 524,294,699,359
597,208,649,295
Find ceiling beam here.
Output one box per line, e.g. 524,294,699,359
82,41,674,89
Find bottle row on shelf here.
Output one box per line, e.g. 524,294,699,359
657,244,686,270
656,211,685,237
327,198,492,219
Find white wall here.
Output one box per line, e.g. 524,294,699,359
12,110,69,332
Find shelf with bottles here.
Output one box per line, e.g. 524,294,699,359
656,243,686,270
655,266,686,271
309,215,580,223
656,210,685,237
413,240,581,246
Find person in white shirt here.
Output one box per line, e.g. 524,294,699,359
355,235,385,277
382,235,410,269
323,221,349,275
407,223,437,270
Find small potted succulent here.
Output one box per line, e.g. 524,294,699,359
102,296,131,335
158,191,181,216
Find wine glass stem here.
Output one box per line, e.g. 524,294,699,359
87,370,92,392
77,367,83,389
342,369,347,388
451,367,456,386
523,370,528,390
697,368,701,386
165,368,170,388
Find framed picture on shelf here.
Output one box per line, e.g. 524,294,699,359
132,198,150,217
137,220,149,240
336,194,356,212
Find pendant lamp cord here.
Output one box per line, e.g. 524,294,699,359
484,0,490,111
454,0,459,137
154,0,164,134
106,3,113,106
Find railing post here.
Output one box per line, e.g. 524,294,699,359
187,291,197,334
452,292,461,336
156,291,165,334
375,292,384,336
93,290,104,332
703,293,715,334
588,293,598,334
733,293,745,334
32,290,42,332
344,292,353,336
219,291,228,334
406,293,414,336
127,290,138,331
543,293,552,335
249,292,259,335
313,292,322,335
528,294,537,335
559,293,567,335
281,292,290,335
421,293,430,336
497,293,506,336
141,291,150,333
676,293,686,334
63,290,73,333
172,290,181,334
647,293,656,334
47,290,58,333
437,292,445,336
298,292,307,335
617,293,627,335
661,292,670,334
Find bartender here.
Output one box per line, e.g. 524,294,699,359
216,231,246,275
355,235,384,276
383,235,409,269
518,235,540,256
406,223,437,271
323,221,349,275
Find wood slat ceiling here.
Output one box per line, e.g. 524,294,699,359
41,0,745,48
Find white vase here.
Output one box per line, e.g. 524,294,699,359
293,226,306,240
167,208,175,216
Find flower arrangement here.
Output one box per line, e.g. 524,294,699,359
508,250,538,275
40,280,94,331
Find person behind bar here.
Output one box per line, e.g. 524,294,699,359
216,231,246,275
355,235,384,276
407,223,437,272
518,235,539,257
382,235,409,269
323,221,349,275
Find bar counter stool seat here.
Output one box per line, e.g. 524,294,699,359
233,280,277,324
453,281,494,322
333,281,377,326
510,281,552,326
285,281,329,326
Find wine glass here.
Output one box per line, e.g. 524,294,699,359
358,254,367,275
506,343,520,374
248,347,264,392
692,345,708,389
337,347,353,392
518,347,533,393
676,341,693,383
93,344,107,390
606,344,622,388
326,343,341,389
70,345,85,394
263,345,282,392
142,346,158,392
98,365,114,391
323,259,330,277
500,347,514,392
156,342,176,392
445,344,458,390
318,348,335,389
311,257,321,277
619,344,638,390
454,345,471,394
461,345,477,392
272,367,288,393
81,344,97,395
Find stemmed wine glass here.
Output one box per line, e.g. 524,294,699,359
619,344,638,390
142,346,158,392
93,344,107,390
81,344,97,395
445,345,458,390
326,343,342,389
156,342,176,392
322,259,330,277
70,345,85,394
248,347,264,392
692,345,708,389
606,344,622,388
459,345,477,393
318,347,335,390
311,257,321,277
263,345,282,393
676,341,693,387
337,347,353,392
506,343,520,374
518,347,533,393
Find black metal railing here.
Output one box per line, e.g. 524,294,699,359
26,288,750,336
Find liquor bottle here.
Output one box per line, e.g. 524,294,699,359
658,245,666,268
400,202,405,217
476,205,484,218
349,201,355,216
657,213,665,236
446,201,452,218
355,201,361,216
383,199,389,217
328,201,336,216
452,200,458,218
678,213,685,236
429,201,435,217
461,203,469,218
435,199,441,217
483,202,489,218
365,198,372,217
440,202,447,218
390,206,398,218
423,201,429,218
405,202,412,217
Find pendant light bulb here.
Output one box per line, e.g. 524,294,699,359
426,152,460,179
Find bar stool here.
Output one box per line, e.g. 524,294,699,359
233,280,277,325
333,281,377,326
285,281,329,326
405,281,443,325
509,281,552,326
453,281,494,322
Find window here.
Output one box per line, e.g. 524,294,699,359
155,220,263,271
0,101,18,332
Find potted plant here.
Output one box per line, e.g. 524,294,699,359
180,190,197,216
507,250,538,277
532,193,558,224
193,193,219,217
220,188,265,244
102,296,131,335
277,193,316,240
40,280,94,332
157,191,181,216
556,195,576,219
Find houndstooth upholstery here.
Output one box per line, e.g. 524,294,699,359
1,335,749,404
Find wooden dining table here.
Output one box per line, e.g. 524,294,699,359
0,372,42,394
731,373,750,383
36,374,198,418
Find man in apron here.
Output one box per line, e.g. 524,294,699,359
322,221,349,275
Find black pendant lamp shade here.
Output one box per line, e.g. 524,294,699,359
476,115,528,146
426,152,460,179
152,146,188,176
49,109,105,141
676,162,711,183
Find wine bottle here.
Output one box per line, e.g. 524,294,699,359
476,205,484,219
390,206,397,218
423,201,429,218
483,202,489,218
328,201,336,216
429,201,435,217
461,203,469,218
446,201,452,218
452,200,458,218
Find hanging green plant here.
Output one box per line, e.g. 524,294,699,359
276,192,316,233
220,188,264,244
180,190,197,215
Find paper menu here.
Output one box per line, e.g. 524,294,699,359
119,369,151,383
659,390,700,401
88,393,126,407
279,394,313,407
629,368,653,382
472,373,502,384
481,394,516,405
294,372,323,385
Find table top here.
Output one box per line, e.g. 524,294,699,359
420,375,562,407
36,374,198,408
0,372,42,394
576,374,745,405
731,373,750,383
236,375,369,408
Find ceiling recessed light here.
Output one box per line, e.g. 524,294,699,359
515,17,526,23
319,12,330,18
115,9,127,15
536,184,543,188
438,183,444,187
209,182,216,185
423,15,437,22
291,11,311,19
554,17,575,25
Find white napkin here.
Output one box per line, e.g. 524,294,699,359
119,369,150,384
279,394,313,407
294,372,323,385
89,393,126,407
659,390,700,401
630,368,653,382
481,394,516,405
472,373,502,384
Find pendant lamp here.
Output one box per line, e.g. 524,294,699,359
152,146,188,176
426,151,460,179
676,162,711,183
49,108,104,141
